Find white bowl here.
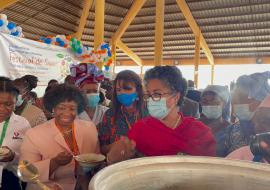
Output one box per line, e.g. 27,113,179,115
74,153,105,168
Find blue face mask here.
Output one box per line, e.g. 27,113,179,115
87,93,100,108
117,93,138,107
147,97,171,120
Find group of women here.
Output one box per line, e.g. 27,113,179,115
0,64,270,190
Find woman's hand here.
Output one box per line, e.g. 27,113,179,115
260,141,270,163
0,146,15,162
51,183,63,190
52,152,73,166
49,152,73,176
107,136,136,165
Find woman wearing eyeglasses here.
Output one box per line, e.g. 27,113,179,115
98,70,148,155
107,66,216,164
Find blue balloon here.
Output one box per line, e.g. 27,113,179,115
56,38,61,43
101,44,109,49
44,38,52,44
11,31,19,36
77,48,83,54
7,22,16,30
59,41,65,47
104,66,110,71
107,51,112,57
0,20,3,27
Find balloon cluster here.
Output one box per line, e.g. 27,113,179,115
39,35,112,70
0,14,23,37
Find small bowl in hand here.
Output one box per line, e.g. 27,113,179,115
74,153,105,169
0,147,10,160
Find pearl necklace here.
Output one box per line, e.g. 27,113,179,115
173,115,181,129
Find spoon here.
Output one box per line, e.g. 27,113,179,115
17,160,52,190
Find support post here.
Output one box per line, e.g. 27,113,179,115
194,35,200,88
154,0,165,66
94,0,105,70
211,64,215,85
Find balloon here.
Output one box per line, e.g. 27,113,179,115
7,22,16,30
56,37,61,43
77,48,83,54
59,41,65,47
0,20,3,27
0,14,7,20
104,66,110,71
16,26,22,32
66,35,71,40
44,38,52,44
11,28,17,33
11,31,19,36
3,19,8,26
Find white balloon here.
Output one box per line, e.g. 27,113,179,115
11,28,17,33
64,39,69,45
51,37,56,43
16,26,22,32
3,19,8,26
2,26,10,34
0,14,7,20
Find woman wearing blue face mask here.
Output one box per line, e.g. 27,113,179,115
106,66,216,164
72,63,108,126
199,85,231,157
224,71,270,155
98,70,147,155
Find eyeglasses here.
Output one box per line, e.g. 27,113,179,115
143,92,172,102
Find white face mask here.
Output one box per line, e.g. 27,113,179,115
202,105,222,119
147,97,175,120
234,104,254,121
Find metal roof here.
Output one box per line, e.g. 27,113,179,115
1,0,270,61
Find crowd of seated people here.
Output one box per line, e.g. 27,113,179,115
0,65,270,190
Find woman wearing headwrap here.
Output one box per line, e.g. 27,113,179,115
199,85,231,157
227,95,270,163
71,63,108,126
225,71,270,155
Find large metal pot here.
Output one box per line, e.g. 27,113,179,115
89,156,270,190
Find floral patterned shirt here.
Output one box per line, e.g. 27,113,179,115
98,107,148,146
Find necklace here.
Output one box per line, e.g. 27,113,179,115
173,115,181,129
63,129,72,135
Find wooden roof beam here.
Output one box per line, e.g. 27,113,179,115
111,0,147,43
116,40,142,66
155,0,165,66
116,57,270,66
0,0,19,9
175,0,214,65
75,0,93,40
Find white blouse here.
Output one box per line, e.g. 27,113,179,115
0,112,31,185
